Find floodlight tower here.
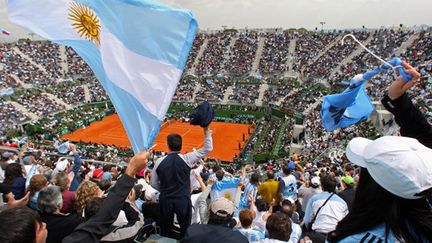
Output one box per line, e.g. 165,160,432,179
320,21,326,32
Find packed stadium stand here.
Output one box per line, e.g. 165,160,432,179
0,26,431,243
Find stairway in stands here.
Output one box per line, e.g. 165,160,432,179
329,34,374,78
189,38,209,75
285,37,298,77
394,32,420,56
58,45,69,76
250,37,267,75
255,83,269,106
13,47,48,74
221,85,233,105
6,101,39,121
43,92,73,110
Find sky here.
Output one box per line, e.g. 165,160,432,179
0,0,430,41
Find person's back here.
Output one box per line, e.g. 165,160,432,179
305,191,348,233
336,224,398,243
337,186,355,208
183,223,248,243
298,185,321,212
258,171,279,205
157,153,191,199
41,212,84,243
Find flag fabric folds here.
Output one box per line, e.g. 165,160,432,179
320,80,374,131
7,0,198,153
210,178,240,202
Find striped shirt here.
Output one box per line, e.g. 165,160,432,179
240,182,258,209
234,226,265,242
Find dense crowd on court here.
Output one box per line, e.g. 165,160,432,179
0,27,431,242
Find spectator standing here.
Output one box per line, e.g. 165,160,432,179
303,174,348,243
298,176,322,213
151,126,213,239
258,171,279,206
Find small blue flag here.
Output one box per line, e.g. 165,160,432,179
320,79,374,131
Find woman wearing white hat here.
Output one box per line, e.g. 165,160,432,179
327,62,432,242
327,136,432,242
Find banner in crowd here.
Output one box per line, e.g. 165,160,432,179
210,178,240,201
7,0,198,153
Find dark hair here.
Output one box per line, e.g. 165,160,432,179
266,212,292,241
282,166,291,176
213,164,221,173
4,163,23,185
84,197,104,220
250,173,260,185
167,134,182,151
239,209,254,228
98,180,112,192
255,199,269,212
280,199,294,218
267,171,275,180
328,168,432,242
320,174,336,193
0,207,42,243
215,170,224,181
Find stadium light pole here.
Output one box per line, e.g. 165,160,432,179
320,21,326,32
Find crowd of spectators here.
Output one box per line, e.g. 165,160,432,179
16,40,63,81
225,32,259,76
195,78,229,102
330,29,413,88
173,80,197,101
262,80,296,105
302,31,370,80
258,31,291,75
293,32,338,73
17,89,66,117
195,32,233,75
229,83,259,104
0,28,431,243
66,47,93,77
0,100,30,136
0,43,48,86
302,109,378,163
185,33,206,70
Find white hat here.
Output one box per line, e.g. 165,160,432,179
137,179,149,191
311,176,321,186
56,157,69,172
346,136,432,199
144,186,160,203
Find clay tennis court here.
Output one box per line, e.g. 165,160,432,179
62,114,254,162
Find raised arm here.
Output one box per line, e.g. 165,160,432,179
182,127,213,167
63,150,150,243
381,62,432,147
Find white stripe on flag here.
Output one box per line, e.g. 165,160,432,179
100,29,182,119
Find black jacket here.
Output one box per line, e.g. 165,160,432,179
63,174,136,243
382,93,432,148
182,224,248,243
41,213,84,243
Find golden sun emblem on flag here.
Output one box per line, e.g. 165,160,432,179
68,2,101,45
223,193,233,201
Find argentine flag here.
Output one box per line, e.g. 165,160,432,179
210,178,240,201
7,0,197,152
